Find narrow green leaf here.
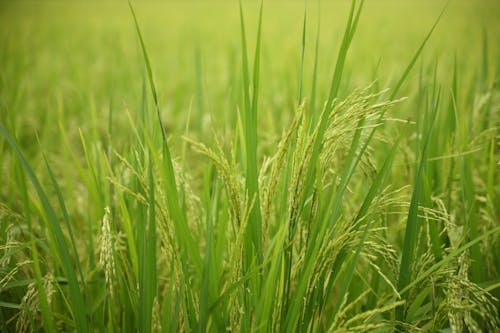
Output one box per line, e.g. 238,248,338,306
329,138,400,322
390,2,448,99
15,161,56,333
129,1,201,271
297,0,307,103
43,154,86,293
1,125,88,332
139,153,157,333
396,91,439,323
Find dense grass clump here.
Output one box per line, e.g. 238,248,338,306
1,0,499,332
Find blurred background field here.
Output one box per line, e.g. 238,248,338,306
1,0,498,141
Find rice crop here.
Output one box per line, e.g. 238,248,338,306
0,0,499,332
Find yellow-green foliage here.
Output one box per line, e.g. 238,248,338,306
0,0,499,332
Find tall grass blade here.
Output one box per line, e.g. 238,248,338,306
239,0,264,268
297,0,307,103
138,154,157,333
309,2,320,128
0,125,89,332
129,1,200,269
396,91,440,323
303,0,364,213
330,139,400,322
390,3,448,99
15,162,56,333
43,154,86,293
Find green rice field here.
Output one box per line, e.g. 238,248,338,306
0,0,499,331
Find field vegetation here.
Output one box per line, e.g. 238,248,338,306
0,0,499,332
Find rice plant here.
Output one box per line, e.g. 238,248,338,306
0,0,499,332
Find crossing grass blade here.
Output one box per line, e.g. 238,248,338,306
396,90,440,323
399,226,500,297
15,162,56,333
129,1,201,270
138,153,157,333
0,125,89,332
282,114,386,329
43,154,86,293
239,0,264,265
390,2,448,99
330,138,401,322
326,0,364,109
303,0,364,213
128,0,180,217
198,178,220,333
459,98,484,282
